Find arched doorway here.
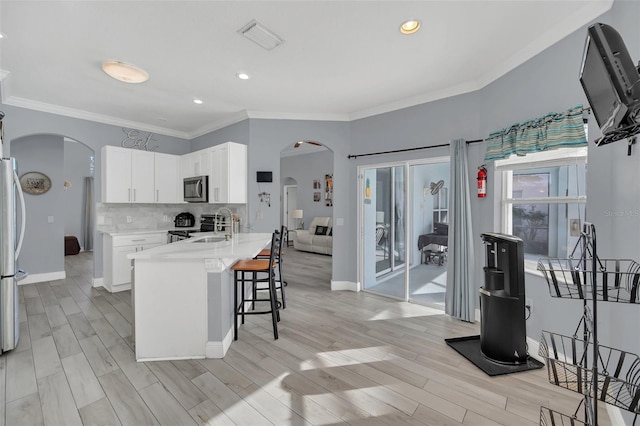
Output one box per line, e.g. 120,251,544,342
11,133,95,284
280,140,334,283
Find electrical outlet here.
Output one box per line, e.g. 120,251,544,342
163,215,169,222
256,211,263,220
526,298,533,310
126,216,133,223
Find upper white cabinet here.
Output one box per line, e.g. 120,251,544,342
102,146,182,204
210,142,247,204
102,146,155,203
154,153,181,203
180,149,211,178
102,141,247,205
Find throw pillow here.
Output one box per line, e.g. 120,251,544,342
315,225,328,235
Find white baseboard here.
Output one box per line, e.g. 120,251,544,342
606,405,625,426
92,277,104,288
526,336,543,363
104,282,131,293
19,270,65,285
206,328,233,358
331,280,359,292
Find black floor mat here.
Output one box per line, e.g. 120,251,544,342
445,335,544,376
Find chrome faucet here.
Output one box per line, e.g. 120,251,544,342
215,207,234,239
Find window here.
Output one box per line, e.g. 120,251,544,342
432,187,448,227
496,147,587,264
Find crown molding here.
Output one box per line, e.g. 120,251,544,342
2,95,190,139
348,80,482,122
246,110,350,122
187,110,250,139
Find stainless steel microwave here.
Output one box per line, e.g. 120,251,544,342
183,175,208,203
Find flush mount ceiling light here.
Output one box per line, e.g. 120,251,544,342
193,99,203,104
400,19,421,35
101,60,149,83
238,19,284,51
237,72,250,80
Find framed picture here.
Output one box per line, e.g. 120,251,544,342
20,172,52,195
313,192,321,202
325,174,333,206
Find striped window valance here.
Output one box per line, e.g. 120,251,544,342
484,105,587,161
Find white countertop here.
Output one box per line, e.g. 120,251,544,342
126,232,272,263
101,228,199,236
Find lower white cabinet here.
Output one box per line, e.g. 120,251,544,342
103,232,166,292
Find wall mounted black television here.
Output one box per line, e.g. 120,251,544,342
579,23,640,145
256,171,272,182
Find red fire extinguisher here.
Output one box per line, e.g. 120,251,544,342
477,165,487,198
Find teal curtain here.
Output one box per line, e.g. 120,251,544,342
445,139,475,322
484,105,587,161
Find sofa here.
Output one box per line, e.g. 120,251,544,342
292,217,333,255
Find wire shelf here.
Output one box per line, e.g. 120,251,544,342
539,331,640,414
537,258,640,303
539,406,588,426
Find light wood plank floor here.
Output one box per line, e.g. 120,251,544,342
1,249,612,425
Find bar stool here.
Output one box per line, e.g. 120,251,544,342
231,229,281,340
254,225,287,309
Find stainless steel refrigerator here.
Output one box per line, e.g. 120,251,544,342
0,156,27,353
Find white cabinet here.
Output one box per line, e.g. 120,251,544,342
102,146,181,204
101,142,246,205
180,149,211,178
154,153,181,203
102,146,155,203
103,232,166,292
210,142,247,204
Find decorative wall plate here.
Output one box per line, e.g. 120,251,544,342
20,172,52,195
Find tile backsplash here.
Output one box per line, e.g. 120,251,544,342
96,203,247,233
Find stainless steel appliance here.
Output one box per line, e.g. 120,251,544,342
174,212,195,228
183,175,208,203
166,213,227,243
167,230,191,243
200,213,228,233
0,157,27,353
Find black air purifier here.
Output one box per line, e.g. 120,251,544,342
479,233,527,364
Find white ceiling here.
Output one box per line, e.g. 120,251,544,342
0,1,612,140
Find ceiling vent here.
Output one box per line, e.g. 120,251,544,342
238,19,284,51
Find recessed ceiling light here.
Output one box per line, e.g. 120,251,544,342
101,60,149,83
400,19,421,35
193,99,203,105
237,73,250,80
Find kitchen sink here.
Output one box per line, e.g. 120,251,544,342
191,236,228,243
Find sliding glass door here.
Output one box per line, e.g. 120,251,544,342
407,161,450,307
360,158,450,307
362,166,406,298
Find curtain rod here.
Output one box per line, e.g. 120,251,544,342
347,138,484,160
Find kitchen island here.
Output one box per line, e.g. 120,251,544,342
127,232,272,361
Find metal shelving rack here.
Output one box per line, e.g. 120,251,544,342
537,223,640,425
